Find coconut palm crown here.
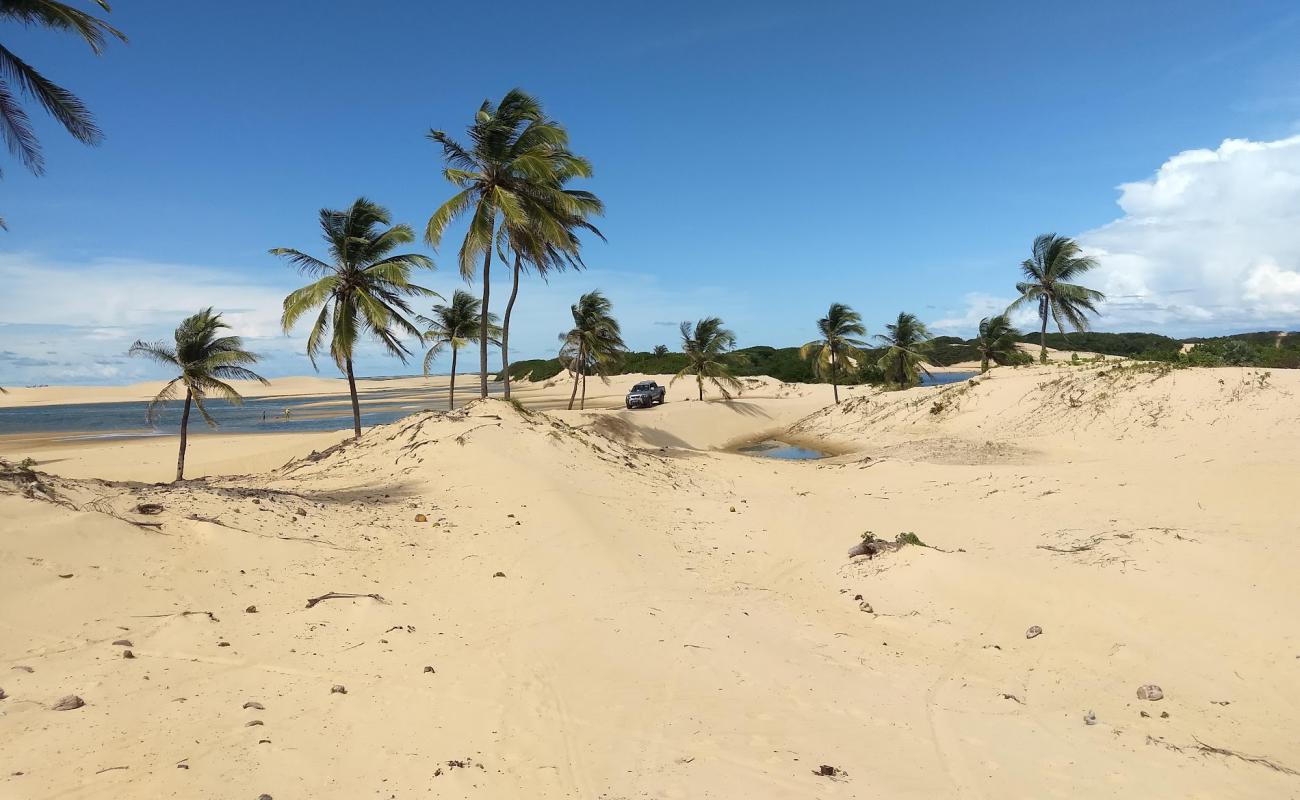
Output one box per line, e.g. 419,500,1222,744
272,197,436,439
974,314,1022,373
874,312,932,388
673,317,743,401
558,289,625,410
801,302,867,403
128,308,267,481
1008,233,1106,363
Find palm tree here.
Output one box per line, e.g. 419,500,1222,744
874,312,932,388
973,314,1022,373
800,303,867,403
673,317,742,401
1009,233,1106,363
426,88,592,400
128,309,267,481
1,1,125,177
652,345,669,357
418,289,500,410
497,175,603,400
272,197,435,440
558,290,625,410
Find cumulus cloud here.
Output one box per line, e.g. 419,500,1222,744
1081,135,1300,333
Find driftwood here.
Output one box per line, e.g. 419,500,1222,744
1193,737,1300,775
131,610,219,622
305,592,389,609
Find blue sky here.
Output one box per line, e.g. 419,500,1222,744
4,1,1300,384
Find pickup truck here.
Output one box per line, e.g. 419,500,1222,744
625,380,666,409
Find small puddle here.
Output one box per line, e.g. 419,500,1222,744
736,439,829,460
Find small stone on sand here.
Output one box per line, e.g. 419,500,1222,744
1083,710,1096,725
112,639,132,647
415,514,428,522
1025,625,1043,639
1136,684,1164,701
243,701,265,710
52,694,84,711
122,649,135,659
330,684,347,695
245,719,264,727
245,605,258,614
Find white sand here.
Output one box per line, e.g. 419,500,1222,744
2,363,1298,798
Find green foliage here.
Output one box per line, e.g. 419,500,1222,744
1010,233,1106,363
652,344,669,357
674,317,744,400
896,531,926,547
800,303,868,401
19,456,37,469
559,290,627,409
974,314,1023,373
874,312,932,388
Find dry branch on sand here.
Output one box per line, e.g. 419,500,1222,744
305,592,390,609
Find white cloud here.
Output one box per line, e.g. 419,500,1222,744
1081,135,1300,333
929,291,1039,334
0,253,733,386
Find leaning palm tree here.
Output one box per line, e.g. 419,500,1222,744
1008,233,1106,363
973,314,1022,373
426,88,592,399
558,290,625,410
418,289,500,410
1,1,125,177
272,197,435,440
874,312,932,388
128,309,267,482
674,317,742,401
800,303,867,403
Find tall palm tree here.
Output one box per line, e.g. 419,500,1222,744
973,314,1022,373
426,88,591,400
498,191,604,401
800,303,867,403
418,289,500,410
1,0,125,177
272,197,435,440
558,290,625,410
874,312,932,388
128,309,267,482
1008,233,1106,363
652,345,669,357
673,317,742,401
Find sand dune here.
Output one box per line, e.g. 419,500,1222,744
2,364,1298,798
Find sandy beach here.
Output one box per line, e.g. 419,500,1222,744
2,362,1297,799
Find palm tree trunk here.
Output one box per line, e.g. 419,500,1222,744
698,375,703,401
1039,297,1049,364
831,353,839,404
501,253,522,400
981,355,990,374
581,372,587,410
175,389,192,482
478,231,494,399
345,356,362,440
448,348,458,410
567,354,581,411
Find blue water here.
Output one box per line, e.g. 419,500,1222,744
921,371,978,386
0,382,502,439
738,440,829,460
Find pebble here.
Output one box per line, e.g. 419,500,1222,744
1083,710,1096,725
1025,625,1043,639
112,639,132,647
330,685,347,695
245,720,264,727
245,605,258,614
423,666,436,674
415,514,428,522
493,571,506,578
0,688,6,700
858,601,873,613
243,701,265,710
1136,684,1164,701
52,695,84,711
122,650,135,659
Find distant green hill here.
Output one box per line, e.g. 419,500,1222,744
505,330,1300,385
